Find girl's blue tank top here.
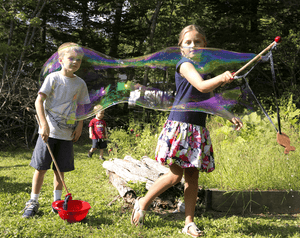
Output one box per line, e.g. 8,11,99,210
168,57,210,127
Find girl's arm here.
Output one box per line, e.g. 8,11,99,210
179,62,233,93
35,93,49,142
180,62,243,130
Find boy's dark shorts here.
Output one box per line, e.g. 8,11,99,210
30,135,74,172
92,139,107,149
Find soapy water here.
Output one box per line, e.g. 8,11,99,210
39,46,258,124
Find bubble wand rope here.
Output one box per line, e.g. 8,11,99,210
232,36,282,77
35,115,69,194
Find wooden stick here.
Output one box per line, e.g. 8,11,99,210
233,36,281,77
35,115,69,194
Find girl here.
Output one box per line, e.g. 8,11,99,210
131,25,243,237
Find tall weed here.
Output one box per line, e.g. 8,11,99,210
202,94,300,191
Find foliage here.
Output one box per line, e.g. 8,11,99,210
127,181,147,197
280,94,300,129
107,110,168,159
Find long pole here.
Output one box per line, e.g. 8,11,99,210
233,36,281,77
35,115,69,194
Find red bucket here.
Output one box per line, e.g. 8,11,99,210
52,200,91,223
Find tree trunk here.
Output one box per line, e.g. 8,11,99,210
1,19,14,83
142,0,164,86
13,0,47,88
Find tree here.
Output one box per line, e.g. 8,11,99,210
1,0,299,148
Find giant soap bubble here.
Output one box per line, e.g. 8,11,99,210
39,46,257,122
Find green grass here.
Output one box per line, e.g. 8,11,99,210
1,142,300,237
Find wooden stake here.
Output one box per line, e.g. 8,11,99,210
233,36,281,77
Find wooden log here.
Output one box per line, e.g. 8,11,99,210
113,158,157,181
103,156,170,185
103,156,173,203
124,155,166,181
106,170,135,198
103,160,149,183
141,156,169,175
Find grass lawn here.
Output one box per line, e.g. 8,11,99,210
1,138,300,238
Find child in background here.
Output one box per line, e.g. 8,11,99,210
22,42,90,218
130,25,243,237
88,105,108,160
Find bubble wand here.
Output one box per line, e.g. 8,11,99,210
231,37,295,154
35,115,72,208
232,36,282,77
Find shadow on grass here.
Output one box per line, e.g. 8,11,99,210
82,214,114,227
0,176,31,194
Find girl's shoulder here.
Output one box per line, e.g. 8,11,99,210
176,57,192,67
176,57,193,72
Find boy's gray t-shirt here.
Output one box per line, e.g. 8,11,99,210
39,71,90,141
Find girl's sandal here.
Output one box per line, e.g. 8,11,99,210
182,222,203,237
131,197,146,227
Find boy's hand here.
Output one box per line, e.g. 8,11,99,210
72,121,83,142
72,128,82,142
230,117,243,131
40,124,50,142
89,134,93,139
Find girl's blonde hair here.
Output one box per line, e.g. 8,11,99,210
58,42,84,58
178,25,207,47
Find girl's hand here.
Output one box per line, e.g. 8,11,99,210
89,134,93,139
230,117,243,131
220,71,234,86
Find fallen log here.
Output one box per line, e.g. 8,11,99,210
103,156,191,211
103,155,170,190
106,169,134,198
103,156,170,202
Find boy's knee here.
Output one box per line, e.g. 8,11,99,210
35,169,47,175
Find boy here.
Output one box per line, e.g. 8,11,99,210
22,42,90,218
88,105,108,160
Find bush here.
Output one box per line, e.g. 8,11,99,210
107,111,168,159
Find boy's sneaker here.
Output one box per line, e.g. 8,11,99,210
88,151,93,158
52,199,61,214
22,199,39,218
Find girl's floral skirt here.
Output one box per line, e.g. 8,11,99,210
155,120,215,172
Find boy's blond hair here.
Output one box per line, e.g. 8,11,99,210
94,105,104,113
58,42,84,58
